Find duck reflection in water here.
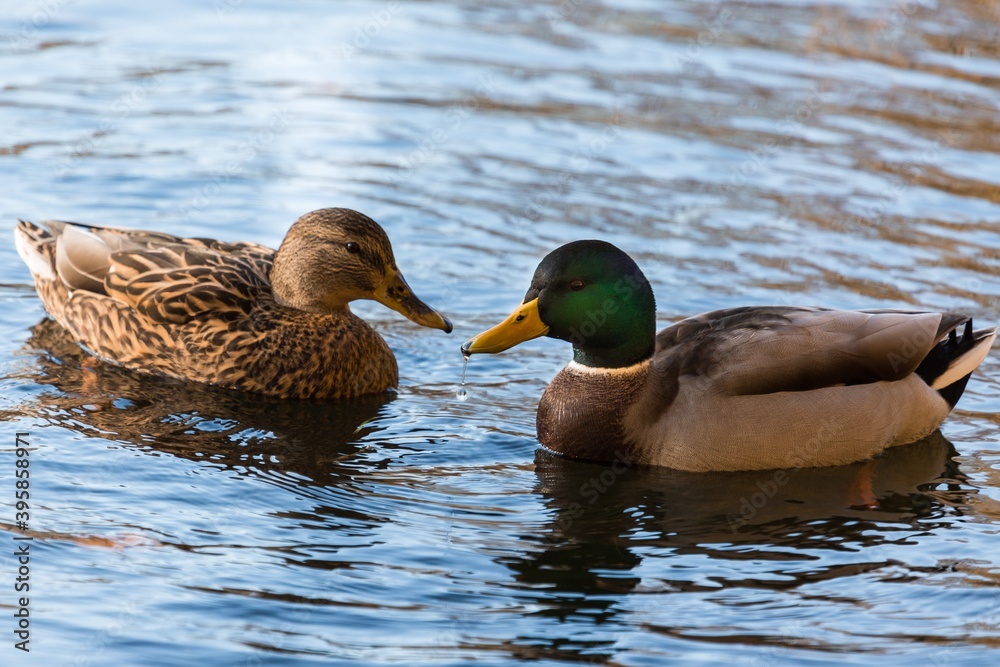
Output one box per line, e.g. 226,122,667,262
8,318,389,482
498,437,964,663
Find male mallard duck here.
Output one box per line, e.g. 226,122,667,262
15,208,452,399
463,240,996,471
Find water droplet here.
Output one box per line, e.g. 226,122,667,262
457,354,470,401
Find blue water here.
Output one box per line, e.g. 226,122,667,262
1,1,999,665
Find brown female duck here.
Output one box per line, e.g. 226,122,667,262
15,208,452,399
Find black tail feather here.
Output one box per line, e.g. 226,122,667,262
915,315,991,409
936,372,972,409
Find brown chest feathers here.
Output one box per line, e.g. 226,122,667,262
536,360,652,463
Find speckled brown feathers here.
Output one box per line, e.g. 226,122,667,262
15,209,451,399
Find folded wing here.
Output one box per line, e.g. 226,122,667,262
655,306,966,396
48,220,274,325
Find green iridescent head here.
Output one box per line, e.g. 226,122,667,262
463,240,657,368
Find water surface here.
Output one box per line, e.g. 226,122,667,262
1,1,999,665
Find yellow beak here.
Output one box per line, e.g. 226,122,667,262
462,298,549,355
373,267,453,333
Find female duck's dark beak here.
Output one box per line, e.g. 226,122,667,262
372,267,453,333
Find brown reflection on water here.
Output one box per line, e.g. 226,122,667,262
4,318,390,483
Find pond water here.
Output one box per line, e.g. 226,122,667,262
1,1,999,665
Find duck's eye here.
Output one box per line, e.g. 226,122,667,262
569,279,585,291
345,242,360,254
